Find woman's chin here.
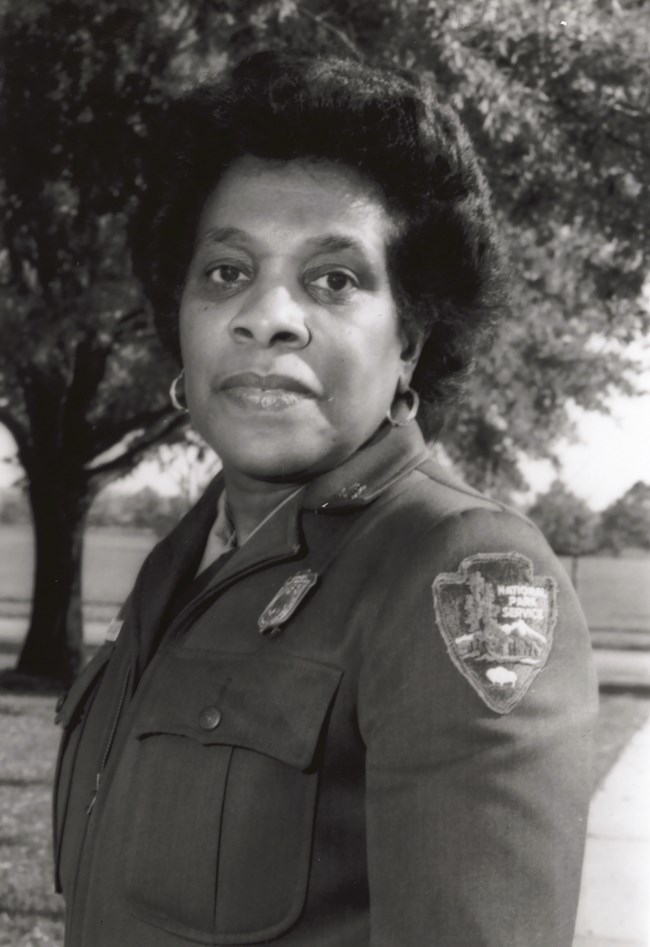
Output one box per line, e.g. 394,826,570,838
223,454,315,483
211,437,327,483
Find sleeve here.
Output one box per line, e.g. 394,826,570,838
358,506,598,947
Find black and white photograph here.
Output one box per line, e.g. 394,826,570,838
0,2,648,945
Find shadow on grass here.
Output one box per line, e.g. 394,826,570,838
0,669,64,696
0,777,50,787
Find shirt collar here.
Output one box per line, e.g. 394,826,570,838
213,490,236,548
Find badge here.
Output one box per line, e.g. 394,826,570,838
432,553,557,713
258,570,319,637
105,618,123,642
335,481,367,500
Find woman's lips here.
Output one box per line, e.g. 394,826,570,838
222,387,311,409
218,372,317,410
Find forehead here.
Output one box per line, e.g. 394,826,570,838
194,155,397,256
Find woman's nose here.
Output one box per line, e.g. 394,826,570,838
228,284,310,349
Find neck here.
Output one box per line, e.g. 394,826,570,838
222,470,303,545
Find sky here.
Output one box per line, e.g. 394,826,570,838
1,371,648,511
519,383,650,509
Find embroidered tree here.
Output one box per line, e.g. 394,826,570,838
464,572,500,656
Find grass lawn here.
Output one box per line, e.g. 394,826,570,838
1,525,649,633
0,689,648,947
0,694,64,947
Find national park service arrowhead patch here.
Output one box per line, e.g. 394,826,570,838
432,553,557,713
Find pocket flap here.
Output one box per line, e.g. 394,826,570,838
133,648,343,770
55,641,115,728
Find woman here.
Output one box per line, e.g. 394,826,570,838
54,52,597,946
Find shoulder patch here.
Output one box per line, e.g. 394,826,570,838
432,552,557,714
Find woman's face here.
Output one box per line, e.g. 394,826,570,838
180,156,420,483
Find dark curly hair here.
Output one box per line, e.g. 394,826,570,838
132,51,507,438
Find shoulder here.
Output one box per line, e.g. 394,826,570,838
356,459,596,720
369,456,578,642
368,455,551,570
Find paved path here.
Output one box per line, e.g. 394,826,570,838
573,714,650,947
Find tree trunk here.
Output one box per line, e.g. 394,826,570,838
15,474,93,687
570,555,579,592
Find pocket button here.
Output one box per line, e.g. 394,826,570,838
198,706,222,731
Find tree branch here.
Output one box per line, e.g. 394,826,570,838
86,404,183,459
63,336,112,437
112,305,154,343
296,8,364,60
86,411,188,479
549,94,650,159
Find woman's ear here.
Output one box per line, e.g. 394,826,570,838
399,322,429,389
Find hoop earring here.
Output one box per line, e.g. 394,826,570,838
169,371,188,413
386,386,420,427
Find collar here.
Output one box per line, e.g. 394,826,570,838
301,421,429,511
209,420,429,522
169,421,429,582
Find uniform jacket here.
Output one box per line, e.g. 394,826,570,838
53,422,597,946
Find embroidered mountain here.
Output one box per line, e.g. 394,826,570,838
454,572,544,665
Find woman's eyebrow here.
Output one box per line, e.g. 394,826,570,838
307,234,365,254
199,226,252,248
197,229,376,263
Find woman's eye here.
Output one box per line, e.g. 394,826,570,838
207,264,251,288
309,270,358,296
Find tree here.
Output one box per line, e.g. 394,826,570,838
406,0,650,494
1,0,648,682
0,2,189,684
528,480,599,587
598,481,650,554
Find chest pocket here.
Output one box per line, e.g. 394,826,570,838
123,647,343,945
53,641,115,892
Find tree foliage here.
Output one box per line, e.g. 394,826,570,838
527,479,599,558
0,0,648,680
89,486,192,538
598,481,650,553
0,1,189,682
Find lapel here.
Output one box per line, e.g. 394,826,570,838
129,475,223,671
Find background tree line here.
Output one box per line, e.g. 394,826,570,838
1,0,648,683
3,477,649,559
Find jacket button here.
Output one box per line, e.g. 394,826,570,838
199,706,222,730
